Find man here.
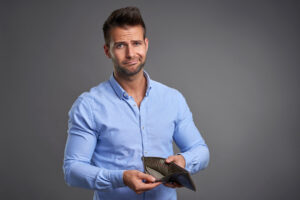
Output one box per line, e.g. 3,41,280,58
63,7,209,200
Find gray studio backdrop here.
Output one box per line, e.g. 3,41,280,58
1,0,300,199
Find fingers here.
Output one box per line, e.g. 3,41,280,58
165,155,186,168
124,171,162,194
165,155,176,163
164,182,176,188
134,182,162,194
124,170,184,194
138,172,156,183
137,172,161,190
140,181,162,190
173,182,183,187
133,181,161,194
164,182,183,188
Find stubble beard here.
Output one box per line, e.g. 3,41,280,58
115,60,146,77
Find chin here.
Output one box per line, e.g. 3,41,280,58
117,64,144,76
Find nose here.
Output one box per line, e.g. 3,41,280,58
126,44,134,59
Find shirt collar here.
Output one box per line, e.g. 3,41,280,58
109,70,152,100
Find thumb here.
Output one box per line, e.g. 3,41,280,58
138,172,156,183
165,155,176,163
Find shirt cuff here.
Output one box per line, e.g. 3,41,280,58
177,152,192,172
109,170,126,188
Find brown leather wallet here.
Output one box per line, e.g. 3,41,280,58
142,156,196,191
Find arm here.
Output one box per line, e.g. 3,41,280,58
63,95,125,191
172,92,210,174
63,94,161,193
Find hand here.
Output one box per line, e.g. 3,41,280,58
164,154,186,188
123,170,162,194
165,154,186,168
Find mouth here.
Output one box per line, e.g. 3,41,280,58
124,60,138,66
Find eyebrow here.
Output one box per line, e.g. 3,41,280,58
114,41,126,45
114,40,143,44
131,40,143,44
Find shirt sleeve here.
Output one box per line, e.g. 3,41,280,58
63,94,125,191
173,91,210,174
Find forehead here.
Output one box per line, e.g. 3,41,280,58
109,25,144,43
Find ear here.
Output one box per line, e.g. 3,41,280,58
144,37,149,52
103,44,111,58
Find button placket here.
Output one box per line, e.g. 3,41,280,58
139,97,148,157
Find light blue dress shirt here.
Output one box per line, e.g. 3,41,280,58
63,71,209,200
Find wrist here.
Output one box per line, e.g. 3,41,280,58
110,169,126,188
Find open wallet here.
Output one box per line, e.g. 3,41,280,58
142,156,196,191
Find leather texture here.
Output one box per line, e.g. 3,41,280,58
142,156,196,191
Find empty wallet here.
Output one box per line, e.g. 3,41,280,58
142,156,196,191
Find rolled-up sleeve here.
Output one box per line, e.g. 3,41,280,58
63,94,125,191
173,92,210,174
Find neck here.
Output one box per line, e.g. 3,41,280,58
113,69,147,98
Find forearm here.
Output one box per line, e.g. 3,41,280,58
173,91,210,174
63,160,125,191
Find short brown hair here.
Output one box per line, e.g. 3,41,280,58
102,7,146,46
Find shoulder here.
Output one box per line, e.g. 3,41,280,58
149,79,190,119
69,80,111,113
150,79,185,100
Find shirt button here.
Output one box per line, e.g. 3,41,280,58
142,126,144,130
123,93,128,99
145,152,148,155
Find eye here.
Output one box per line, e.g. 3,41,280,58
133,41,141,46
115,43,124,49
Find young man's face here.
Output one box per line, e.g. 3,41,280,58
104,25,148,77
